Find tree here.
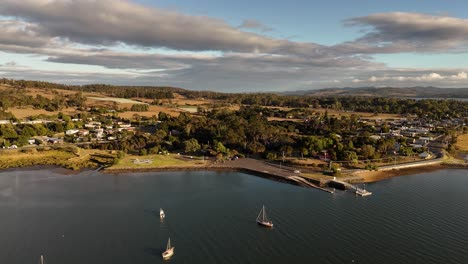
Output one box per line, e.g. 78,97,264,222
20,125,37,137
248,141,266,154
266,152,277,160
214,141,227,154
0,124,18,139
344,151,358,164
360,144,376,159
183,138,201,154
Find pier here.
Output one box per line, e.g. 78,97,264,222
328,179,372,196
287,176,334,193
214,158,334,193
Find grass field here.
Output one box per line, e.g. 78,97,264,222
0,147,117,170
87,96,148,104
0,149,76,169
9,107,81,119
455,134,468,152
109,153,208,169
4,85,407,122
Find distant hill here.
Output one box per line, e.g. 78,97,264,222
284,87,468,98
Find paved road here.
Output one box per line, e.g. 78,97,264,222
213,158,296,178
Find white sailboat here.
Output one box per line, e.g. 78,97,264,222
256,205,273,227
162,237,175,260
160,208,165,219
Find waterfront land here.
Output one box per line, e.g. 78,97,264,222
0,79,466,186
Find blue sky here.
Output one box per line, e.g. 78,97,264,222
1,0,468,92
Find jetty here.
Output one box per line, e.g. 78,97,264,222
287,176,334,193
328,179,372,196
214,158,334,193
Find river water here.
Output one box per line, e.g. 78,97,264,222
0,168,466,264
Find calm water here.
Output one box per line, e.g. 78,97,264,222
0,167,467,264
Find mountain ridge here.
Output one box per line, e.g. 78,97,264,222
282,86,468,98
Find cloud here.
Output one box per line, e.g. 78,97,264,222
340,12,468,54
0,0,310,54
0,20,53,48
353,71,468,83
1,2,468,91
4,61,17,67
238,19,274,32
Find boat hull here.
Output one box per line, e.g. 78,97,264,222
256,220,274,228
162,247,175,260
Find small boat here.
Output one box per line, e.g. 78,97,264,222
162,237,175,260
160,208,165,219
256,205,273,227
355,184,372,196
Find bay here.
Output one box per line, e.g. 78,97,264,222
0,167,467,263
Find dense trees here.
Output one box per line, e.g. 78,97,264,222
130,104,149,112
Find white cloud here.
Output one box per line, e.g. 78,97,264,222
451,72,468,79
355,71,468,83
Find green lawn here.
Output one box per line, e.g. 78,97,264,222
108,154,208,169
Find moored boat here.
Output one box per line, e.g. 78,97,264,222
162,237,175,260
160,208,165,219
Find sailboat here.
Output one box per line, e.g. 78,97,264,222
160,208,165,219
256,205,273,227
162,237,175,260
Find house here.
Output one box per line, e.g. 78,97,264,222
401,130,417,137
28,139,36,145
95,128,104,138
78,129,89,136
66,129,80,135
85,121,102,129
319,150,330,161
419,136,433,142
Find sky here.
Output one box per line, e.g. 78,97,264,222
1,0,468,92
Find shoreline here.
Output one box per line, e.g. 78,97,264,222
103,160,467,183
349,164,463,183
1,158,466,187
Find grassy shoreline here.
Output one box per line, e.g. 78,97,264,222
1,150,466,185
0,147,117,170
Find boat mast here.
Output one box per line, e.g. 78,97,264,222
167,237,171,250
262,205,265,221
257,207,263,221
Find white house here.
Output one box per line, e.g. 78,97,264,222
66,129,80,135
